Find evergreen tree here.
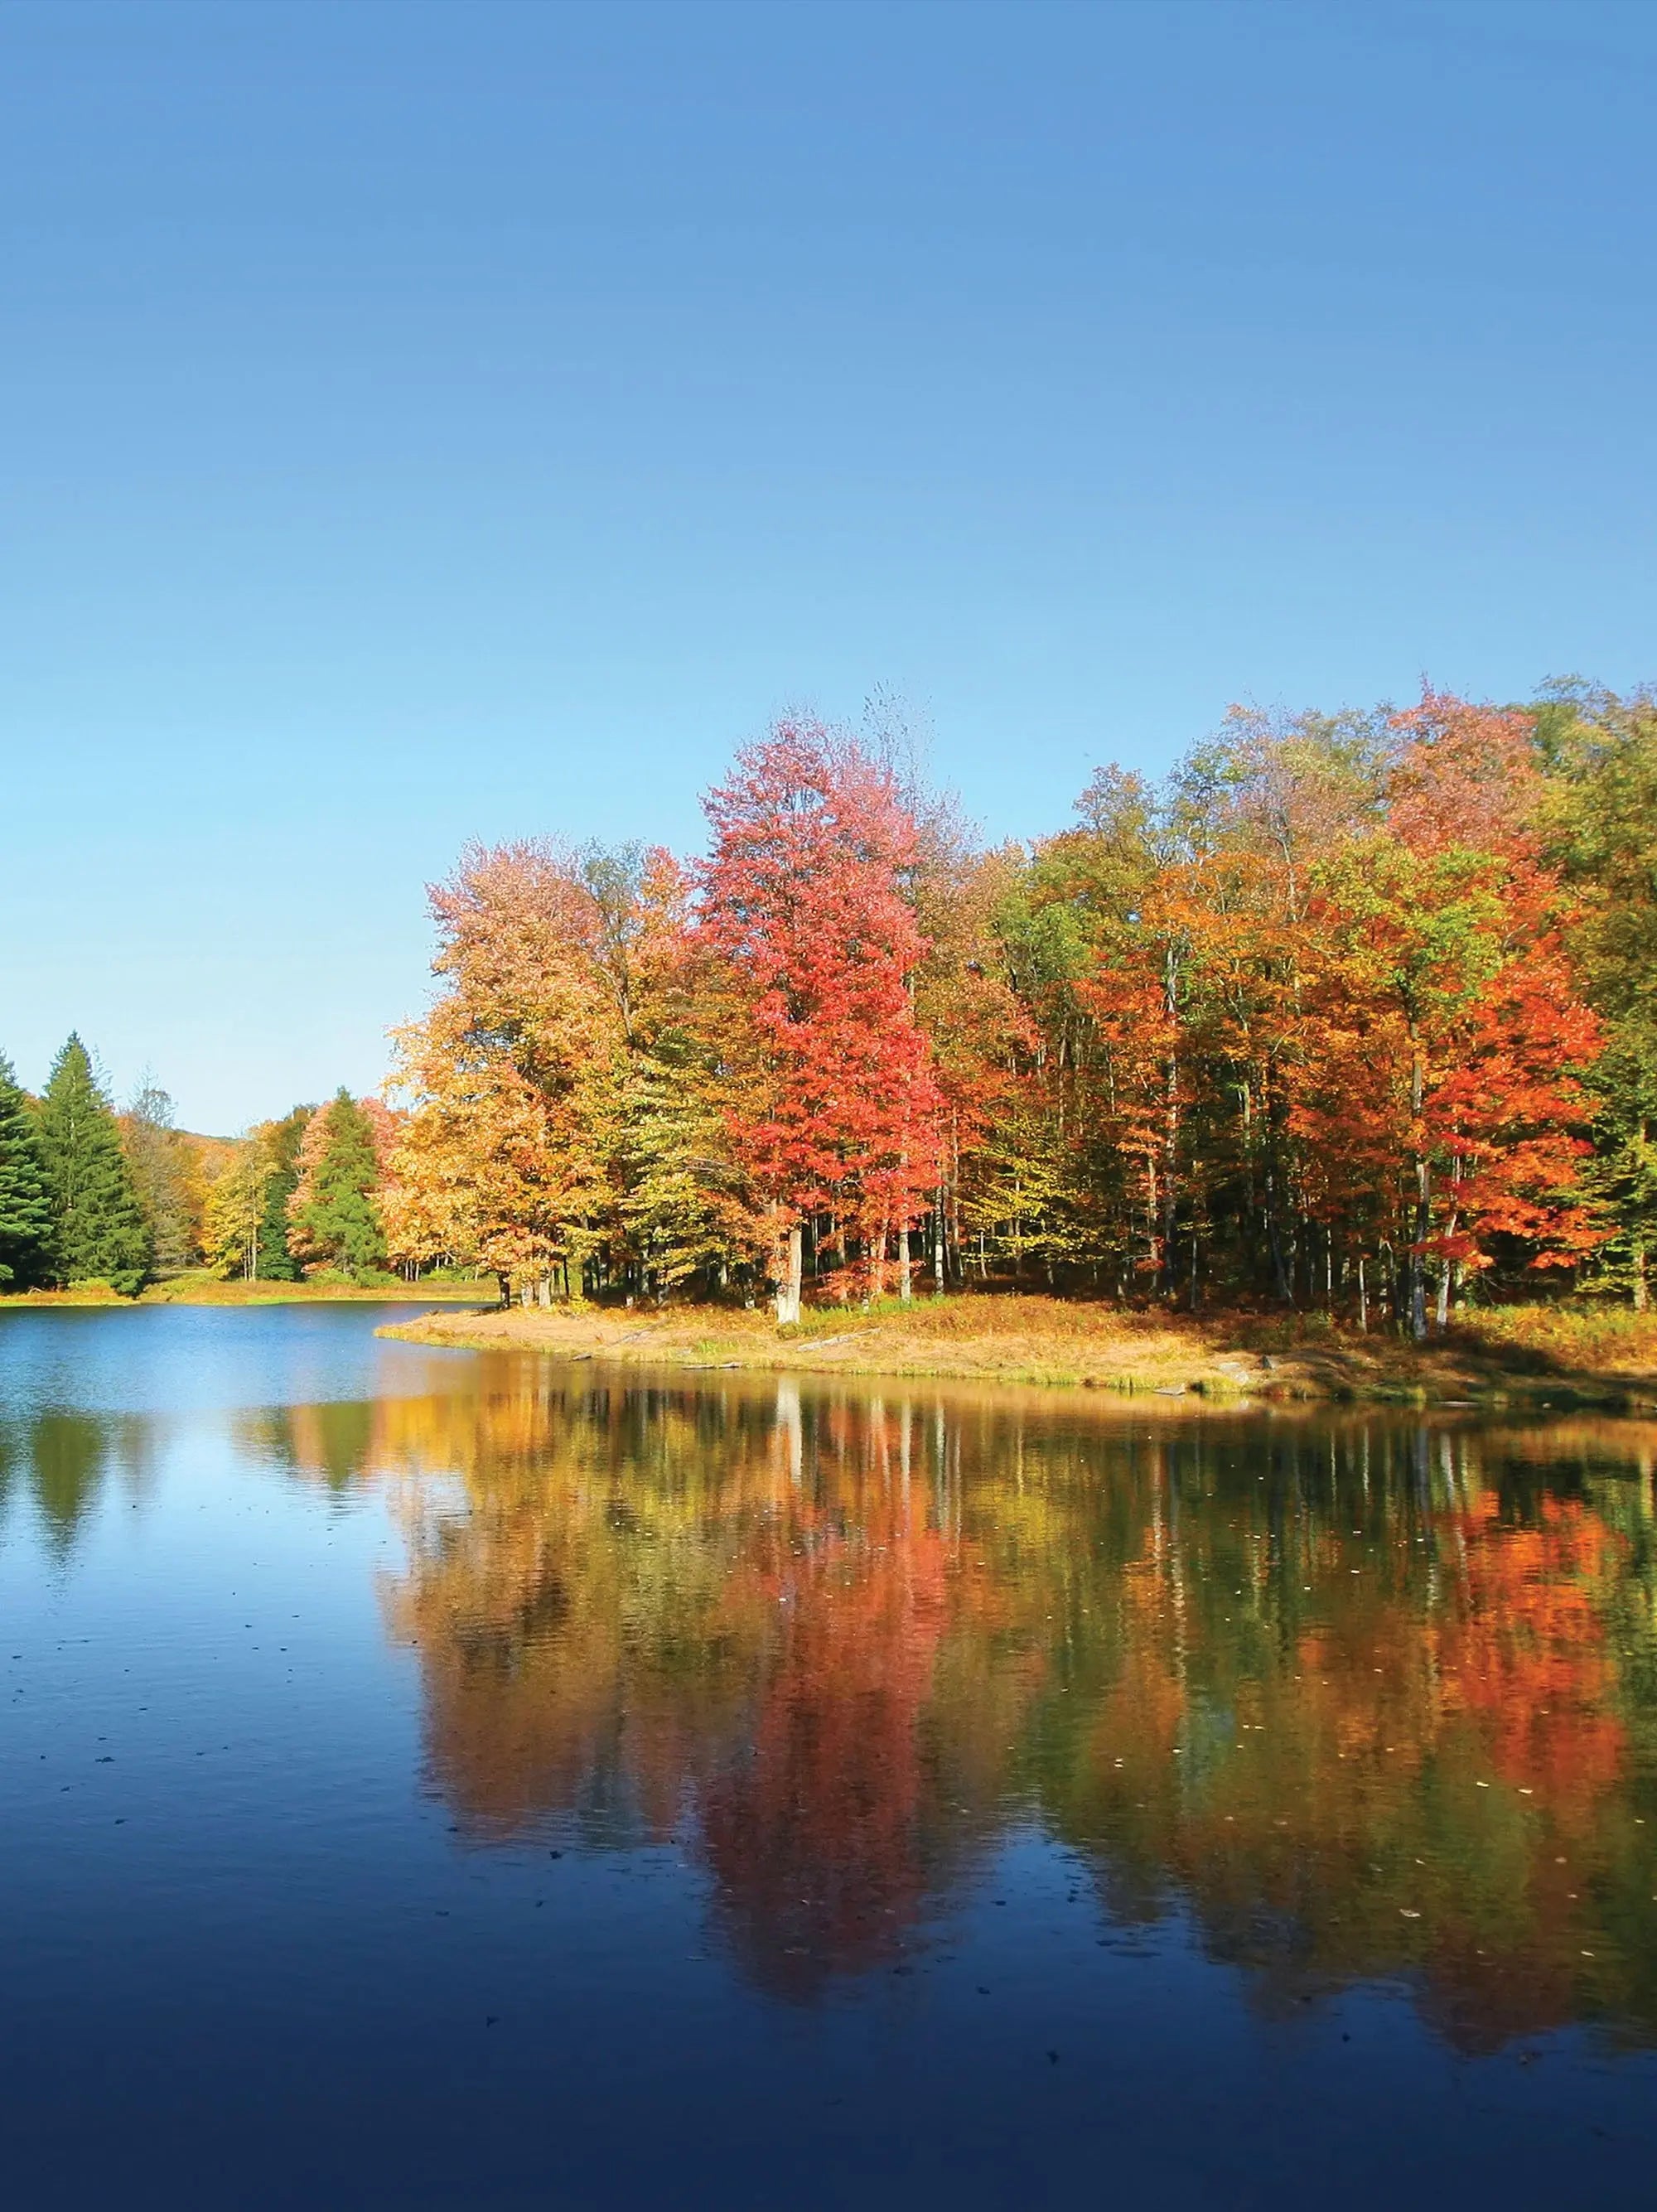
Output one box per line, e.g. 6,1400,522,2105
36,1035,152,1296
256,1107,312,1282
0,1050,51,1288
288,1089,387,1278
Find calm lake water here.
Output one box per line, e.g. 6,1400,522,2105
3,1306,1657,2210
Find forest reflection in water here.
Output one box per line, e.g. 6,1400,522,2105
239,1364,1657,2046
0,1406,161,1558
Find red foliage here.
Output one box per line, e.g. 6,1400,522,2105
699,719,944,1286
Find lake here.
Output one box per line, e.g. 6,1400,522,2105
2,1303,1655,2209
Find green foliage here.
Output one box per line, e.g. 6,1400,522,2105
1541,682,1657,1304
35,1036,152,1297
27,1412,109,1557
257,1107,312,1281
290,1090,387,1279
0,1050,51,1288
618,1028,751,1292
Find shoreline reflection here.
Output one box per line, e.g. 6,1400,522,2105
256,1366,1657,2042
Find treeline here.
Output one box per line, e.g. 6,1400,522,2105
8,680,1651,1326
0,1039,396,1294
380,680,1657,1334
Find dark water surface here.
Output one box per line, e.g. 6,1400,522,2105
4,1305,1657,2210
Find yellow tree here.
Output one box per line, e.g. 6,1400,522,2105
202,1126,276,1281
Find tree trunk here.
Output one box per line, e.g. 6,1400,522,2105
775,1220,804,1326
1635,1120,1649,1311
1264,1158,1292,1303
1434,1216,1457,1333
1406,1036,1430,1341
1161,943,1180,1298
897,1220,911,1302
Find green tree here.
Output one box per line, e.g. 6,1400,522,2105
289,1089,387,1278
0,1050,51,1288
27,1412,109,1558
1540,682,1657,1306
36,1036,152,1295
257,1107,312,1282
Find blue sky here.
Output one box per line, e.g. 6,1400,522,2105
3,0,1654,1133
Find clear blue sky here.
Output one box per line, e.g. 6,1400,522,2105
3,0,1654,1133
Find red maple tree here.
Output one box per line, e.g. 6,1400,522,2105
700,718,944,1318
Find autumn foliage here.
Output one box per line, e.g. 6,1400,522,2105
699,721,943,1317
378,690,1638,1331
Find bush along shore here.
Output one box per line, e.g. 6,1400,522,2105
377,1294,1657,1409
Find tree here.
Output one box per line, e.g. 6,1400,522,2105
121,1081,197,1275
1297,834,1601,1333
287,1089,388,1278
256,1108,312,1281
386,842,633,1298
35,1035,152,1295
0,1050,51,1288
1539,683,1657,1306
387,840,760,1302
611,852,766,1294
700,718,944,1321
204,1128,275,1282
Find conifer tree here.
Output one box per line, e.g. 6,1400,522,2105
287,1089,387,1278
257,1108,312,1281
0,1050,51,1288
36,1036,152,1295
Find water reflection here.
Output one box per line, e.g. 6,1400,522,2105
0,1408,160,1557
259,1364,1657,2041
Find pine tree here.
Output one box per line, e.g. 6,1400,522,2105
0,1050,51,1288
288,1090,387,1279
257,1107,312,1281
36,1035,152,1296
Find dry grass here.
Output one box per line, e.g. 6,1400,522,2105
1463,1303,1657,1377
379,1291,1657,1408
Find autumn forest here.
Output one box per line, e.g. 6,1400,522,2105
4,679,1655,1338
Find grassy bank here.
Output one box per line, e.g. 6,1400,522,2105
378,1293,1657,1407
1,1272,490,1309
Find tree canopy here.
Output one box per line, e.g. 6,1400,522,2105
35,1036,152,1297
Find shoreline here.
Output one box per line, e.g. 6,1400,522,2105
0,1280,489,1310
374,1295,1657,1409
